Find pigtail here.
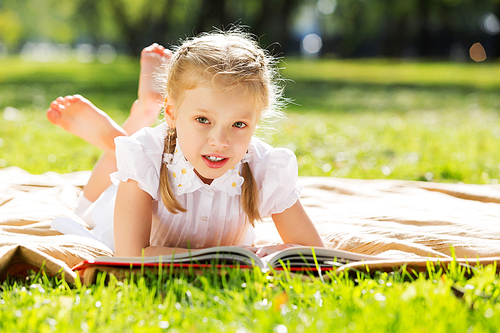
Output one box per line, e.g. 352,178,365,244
159,127,187,214
241,162,261,227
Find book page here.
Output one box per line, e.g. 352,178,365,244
86,246,265,268
262,247,381,269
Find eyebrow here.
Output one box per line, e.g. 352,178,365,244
194,108,257,121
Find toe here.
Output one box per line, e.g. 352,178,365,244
50,100,62,111
162,49,173,59
63,95,73,106
72,94,84,102
46,108,61,125
142,45,155,55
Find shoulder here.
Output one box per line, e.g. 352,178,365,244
246,137,298,183
247,137,297,167
111,124,167,200
246,138,301,216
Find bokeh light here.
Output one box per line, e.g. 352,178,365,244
96,44,117,64
469,42,487,62
316,0,336,15
3,107,22,122
19,42,116,63
75,44,95,63
302,33,323,55
481,12,500,35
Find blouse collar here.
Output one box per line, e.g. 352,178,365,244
163,142,246,196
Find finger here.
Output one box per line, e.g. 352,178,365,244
255,248,269,258
244,246,258,253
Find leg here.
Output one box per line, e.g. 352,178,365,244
123,43,172,134
81,44,171,201
47,95,126,155
81,154,118,202
47,44,172,202
47,95,127,201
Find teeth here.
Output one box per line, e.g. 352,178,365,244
205,156,225,162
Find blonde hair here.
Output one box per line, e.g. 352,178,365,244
159,29,284,226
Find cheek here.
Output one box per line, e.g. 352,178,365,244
176,128,203,155
235,135,253,155
174,129,189,153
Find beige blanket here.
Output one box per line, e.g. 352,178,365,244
1,166,500,283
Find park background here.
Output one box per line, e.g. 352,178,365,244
1,0,500,183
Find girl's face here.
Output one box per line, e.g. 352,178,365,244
165,84,260,184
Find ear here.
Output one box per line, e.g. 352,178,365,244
163,98,176,128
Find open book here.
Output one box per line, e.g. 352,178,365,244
72,246,380,272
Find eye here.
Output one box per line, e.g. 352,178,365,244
233,121,247,129
196,117,210,124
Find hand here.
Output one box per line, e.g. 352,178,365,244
253,243,302,258
229,245,259,253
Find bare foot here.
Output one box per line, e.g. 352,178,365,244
123,43,172,134
47,95,127,154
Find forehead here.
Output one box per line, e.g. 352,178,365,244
173,67,267,108
180,84,262,119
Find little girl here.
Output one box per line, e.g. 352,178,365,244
47,31,325,258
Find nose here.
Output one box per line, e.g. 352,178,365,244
208,125,229,148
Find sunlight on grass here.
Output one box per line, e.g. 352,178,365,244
1,263,499,332
281,59,500,89
268,109,500,183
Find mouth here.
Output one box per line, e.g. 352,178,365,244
203,155,229,169
204,155,225,162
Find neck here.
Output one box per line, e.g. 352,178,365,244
194,169,213,185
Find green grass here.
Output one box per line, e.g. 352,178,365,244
1,57,500,332
0,56,138,173
271,59,500,183
1,263,500,332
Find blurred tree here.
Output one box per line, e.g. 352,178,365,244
194,0,229,33
105,0,176,54
329,0,498,58
0,9,22,49
252,0,300,54
492,0,500,57
1,0,499,59
192,0,300,55
75,0,103,43
0,0,83,49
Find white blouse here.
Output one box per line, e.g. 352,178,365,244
90,123,301,251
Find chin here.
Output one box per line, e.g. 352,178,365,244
206,170,227,179
199,162,235,179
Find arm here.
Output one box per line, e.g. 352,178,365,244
253,199,325,257
272,199,325,247
113,179,189,257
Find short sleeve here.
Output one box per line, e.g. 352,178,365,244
249,139,302,217
110,124,166,201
